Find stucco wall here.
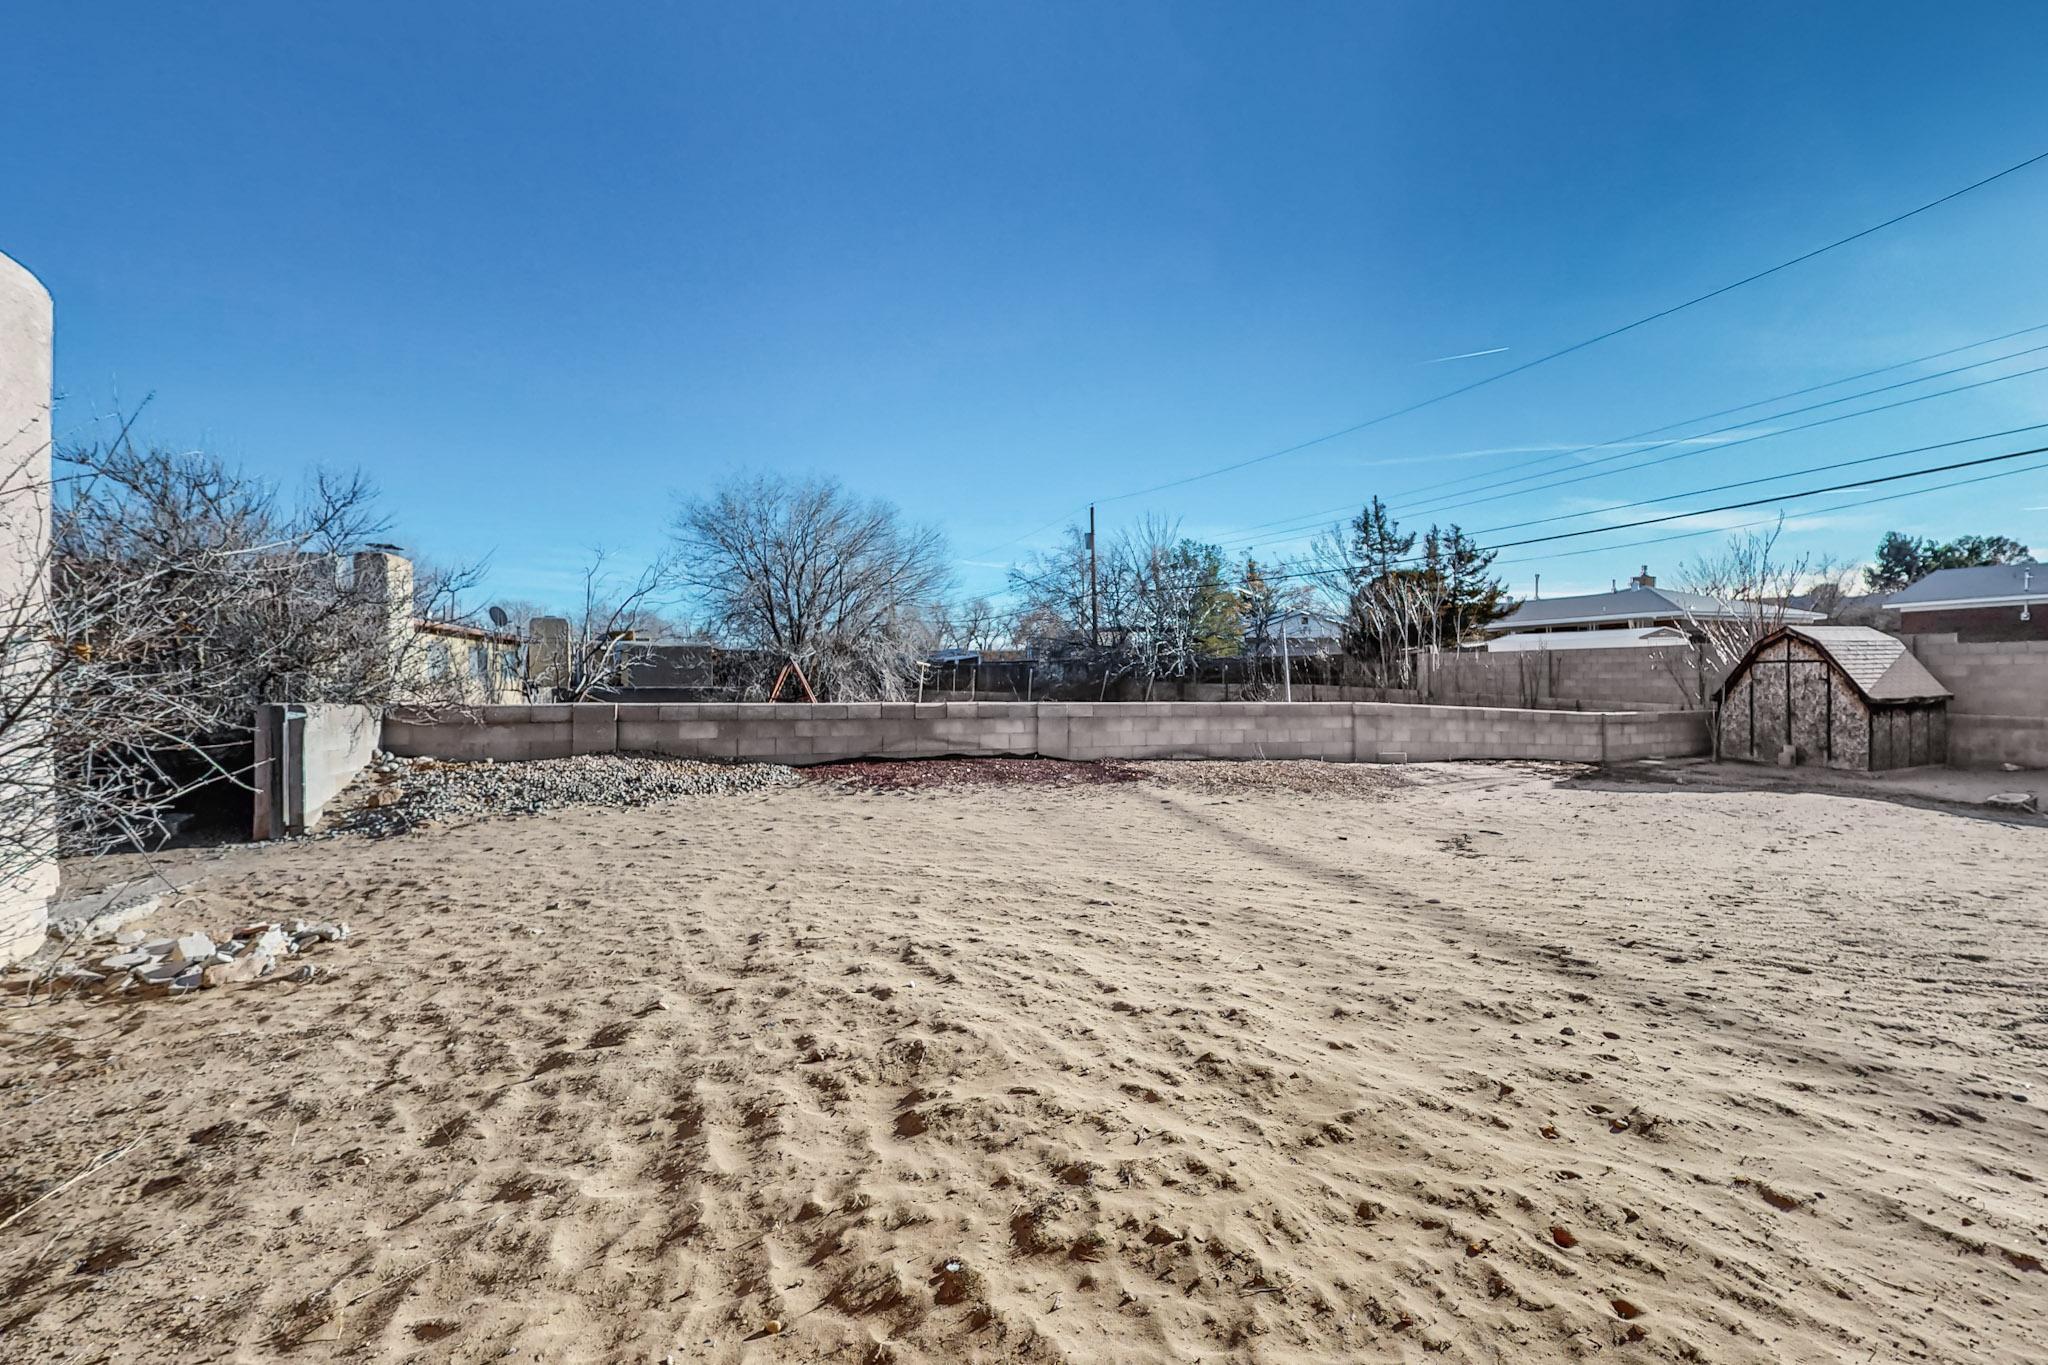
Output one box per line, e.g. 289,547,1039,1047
0,251,55,964
253,704,381,838
382,701,1710,768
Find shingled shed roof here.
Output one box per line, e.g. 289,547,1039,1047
1730,625,1951,703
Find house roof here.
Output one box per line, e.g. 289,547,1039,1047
1270,609,1345,637
1486,625,1688,652
1489,585,1826,631
1884,563,2046,609
1727,624,1950,703
415,618,520,646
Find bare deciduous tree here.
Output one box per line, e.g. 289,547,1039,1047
1668,519,1852,703
939,595,1007,653
670,473,951,700
0,414,59,917
0,411,482,862
1111,516,1240,691
557,546,684,699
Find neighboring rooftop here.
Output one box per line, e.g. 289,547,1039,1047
1488,585,1825,632
1486,625,1688,651
1884,563,2047,610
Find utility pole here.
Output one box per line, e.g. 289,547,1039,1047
1087,504,1099,648
1280,620,1292,703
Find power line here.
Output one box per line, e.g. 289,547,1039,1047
1082,147,2048,510
1471,443,2048,556
1469,422,2048,537
1188,320,2048,546
1344,319,2048,508
1489,454,2048,573
1205,350,2048,555
1397,351,2048,522
1016,439,2048,596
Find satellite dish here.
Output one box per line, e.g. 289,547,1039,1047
488,606,510,628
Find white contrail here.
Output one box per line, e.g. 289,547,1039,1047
1422,345,1509,364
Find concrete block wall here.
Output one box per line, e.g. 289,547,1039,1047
1896,636,2048,768
1949,714,2048,770
1902,637,2048,716
382,701,1711,768
1416,646,1704,711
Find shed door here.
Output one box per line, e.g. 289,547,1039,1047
1787,655,1833,762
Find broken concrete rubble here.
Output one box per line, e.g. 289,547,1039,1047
26,916,354,999
168,932,216,966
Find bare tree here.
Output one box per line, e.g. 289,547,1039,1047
556,546,683,699
1670,519,1847,702
670,473,952,700
1008,526,1117,654
940,595,1007,653
0,409,60,916
1106,516,1240,691
1307,499,1510,687
8,413,481,857
1008,517,1240,693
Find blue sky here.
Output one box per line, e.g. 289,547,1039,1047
9,2,2048,608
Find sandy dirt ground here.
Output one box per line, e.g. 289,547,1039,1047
2,760,2044,1364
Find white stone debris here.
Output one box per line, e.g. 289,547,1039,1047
167,932,216,966
32,915,355,999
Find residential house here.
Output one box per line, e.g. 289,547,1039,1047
1482,567,1824,649
1883,564,2048,642
353,550,525,704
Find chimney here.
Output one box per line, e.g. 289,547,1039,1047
1629,564,1656,589
352,549,417,686
527,616,572,695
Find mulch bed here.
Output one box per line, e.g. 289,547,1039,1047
802,757,1147,792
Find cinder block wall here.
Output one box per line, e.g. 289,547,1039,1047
382,701,1710,767
1898,636,2048,769
1903,636,2048,716
1415,646,1704,710
1949,715,2048,769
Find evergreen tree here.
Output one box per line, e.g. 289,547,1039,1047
1865,530,2033,592
1351,495,1415,585
1438,523,1510,643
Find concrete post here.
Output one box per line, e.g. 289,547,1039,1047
0,251,55,964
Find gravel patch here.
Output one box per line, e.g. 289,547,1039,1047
328,752,800,835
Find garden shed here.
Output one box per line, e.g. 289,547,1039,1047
1715,625,1950,770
